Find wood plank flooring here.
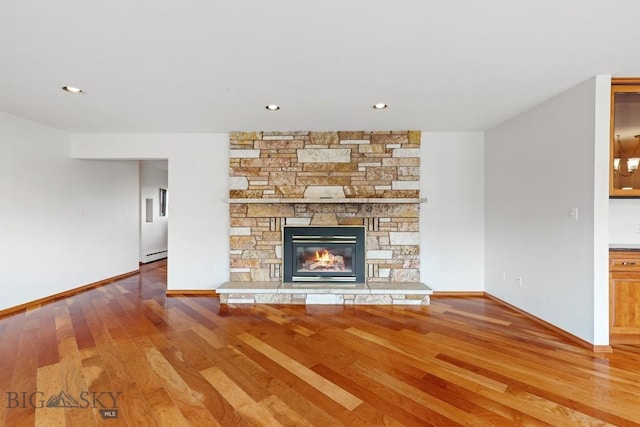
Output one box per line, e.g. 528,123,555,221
1,259,639,426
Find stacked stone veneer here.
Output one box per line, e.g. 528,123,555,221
229,131,421,284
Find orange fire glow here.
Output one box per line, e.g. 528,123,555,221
314,249,335,265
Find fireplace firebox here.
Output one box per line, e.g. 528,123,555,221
283,226,365,283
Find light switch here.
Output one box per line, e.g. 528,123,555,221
568,207,579,220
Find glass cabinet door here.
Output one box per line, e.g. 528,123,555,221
611,84,640,197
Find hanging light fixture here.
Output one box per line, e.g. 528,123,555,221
614,134,640,176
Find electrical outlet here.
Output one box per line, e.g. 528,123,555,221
516,276,523,287
635,222,640,233
502,271,506,281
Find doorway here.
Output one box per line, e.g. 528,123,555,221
140,160,169,264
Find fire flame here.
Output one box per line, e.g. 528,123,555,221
315,249,335,265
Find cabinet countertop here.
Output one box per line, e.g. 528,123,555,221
610,244,640,251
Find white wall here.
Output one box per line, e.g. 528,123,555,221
3,98,616,346
0,111,139,310
420,132,485,291
610,199,640,245
71,134,229,290
140,163,169,263
484,76,610,345
73,132,485,292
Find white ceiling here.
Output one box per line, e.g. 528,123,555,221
1,0,639,134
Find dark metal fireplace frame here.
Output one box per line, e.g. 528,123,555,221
282,226,366,283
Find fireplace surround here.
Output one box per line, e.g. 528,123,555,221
218,130,432,305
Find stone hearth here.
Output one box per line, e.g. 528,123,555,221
217,281,431,305
220,130,431,305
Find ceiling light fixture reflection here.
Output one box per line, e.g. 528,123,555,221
265,104,280,111
614,134,640,176
62,86,84,94
373,103,388,110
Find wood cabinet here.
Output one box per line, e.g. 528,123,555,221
610,81,640,197
609,250,640,344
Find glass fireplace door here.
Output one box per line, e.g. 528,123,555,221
283,226,365,283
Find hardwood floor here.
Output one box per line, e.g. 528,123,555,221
1,260,639,426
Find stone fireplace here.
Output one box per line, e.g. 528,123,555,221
218,131,432,305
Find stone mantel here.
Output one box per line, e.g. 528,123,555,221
224,198,427,204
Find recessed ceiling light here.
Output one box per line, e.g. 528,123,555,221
373,103,388,110
62,86,84,94
265,104,280,111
